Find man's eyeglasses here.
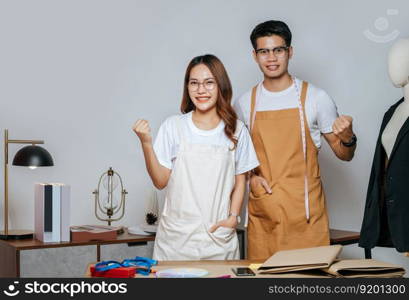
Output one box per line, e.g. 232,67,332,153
188,79,217,91
255,46,289,58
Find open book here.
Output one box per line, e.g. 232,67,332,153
258,245,405,278
324,259,405,278
259,245,342,274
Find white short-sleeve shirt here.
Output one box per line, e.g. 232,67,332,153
153,112,259,175
233,77,338,149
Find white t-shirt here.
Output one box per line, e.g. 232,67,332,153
233,77,338,149
153,112,259,175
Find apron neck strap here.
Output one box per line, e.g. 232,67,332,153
300,81,308,108
176,115,186,142
249,85,258,133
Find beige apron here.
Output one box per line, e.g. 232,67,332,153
247,81,330,260
153,117,240,260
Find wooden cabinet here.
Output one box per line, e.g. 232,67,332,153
0,229,155,277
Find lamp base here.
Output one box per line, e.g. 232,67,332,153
0,229,33,240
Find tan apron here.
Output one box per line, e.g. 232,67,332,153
247,81,330,260
153,117,240,260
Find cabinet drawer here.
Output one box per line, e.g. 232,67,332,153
20,245,96,277
100,241,154,261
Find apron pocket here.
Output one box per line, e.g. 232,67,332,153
251,181,266,196
250,182,275,201
210,226,235,243
248,192,281,226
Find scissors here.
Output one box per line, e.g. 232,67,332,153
95,256,158,275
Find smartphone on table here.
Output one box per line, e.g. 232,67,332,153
231,267,256,276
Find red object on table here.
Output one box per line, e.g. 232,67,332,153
90,265,136,278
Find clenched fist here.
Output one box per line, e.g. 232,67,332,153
132,119,152,144
332,115,353,143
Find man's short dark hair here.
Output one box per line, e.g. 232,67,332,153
250,20,292,50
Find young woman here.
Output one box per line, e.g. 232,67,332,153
132,54,259,260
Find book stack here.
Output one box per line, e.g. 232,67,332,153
70,225,123,242
34,183,71,242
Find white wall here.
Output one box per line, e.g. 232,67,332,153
0,0,408,270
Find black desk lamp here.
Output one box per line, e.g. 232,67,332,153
0,129,54,240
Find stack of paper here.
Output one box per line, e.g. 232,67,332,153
259,245,342,274
257,245,406,278
258,245,405,278
324,259,406,278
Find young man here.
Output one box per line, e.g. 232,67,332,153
234,20,357,260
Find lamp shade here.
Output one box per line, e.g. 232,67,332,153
12,145,54,167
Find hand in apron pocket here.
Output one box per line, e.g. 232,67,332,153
211,226,235,243
250,176,273,199
207,222,235,243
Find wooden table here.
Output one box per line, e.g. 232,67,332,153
0,229,155,277
85,259,337,278
84,229,362,278
0,228,360,277
86,260,265,278
329,229,360,245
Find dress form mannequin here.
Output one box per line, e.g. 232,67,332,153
380,38,409,256
360,38,409,256
382,38,409,157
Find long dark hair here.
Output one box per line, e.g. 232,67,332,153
180,54,238,149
